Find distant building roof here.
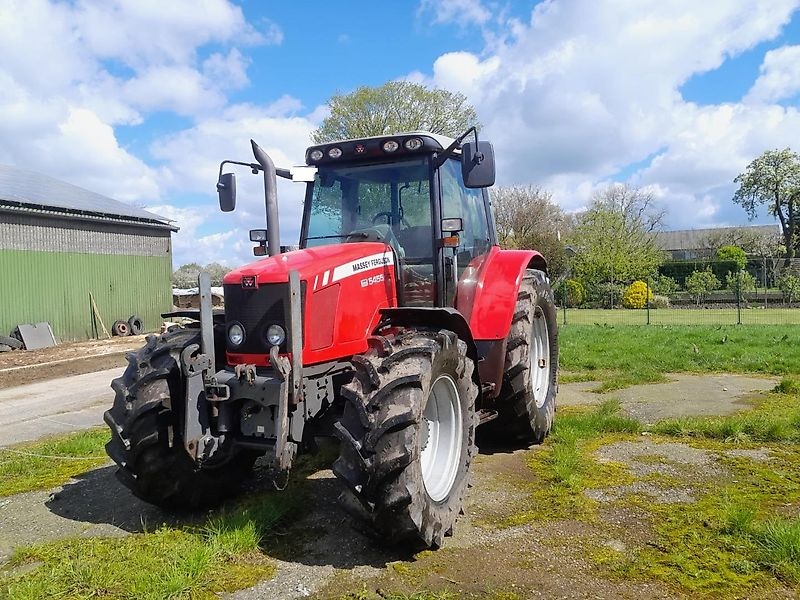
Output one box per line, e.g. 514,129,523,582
0,164,176,231
655,225,780,252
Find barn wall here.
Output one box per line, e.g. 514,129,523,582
0,212,173,341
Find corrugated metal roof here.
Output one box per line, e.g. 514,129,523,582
0,163,174,229
655,225,780,251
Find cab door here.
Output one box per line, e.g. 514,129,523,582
438,158,493,307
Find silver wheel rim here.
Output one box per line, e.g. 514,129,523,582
420,374,463,502
530,306,551,409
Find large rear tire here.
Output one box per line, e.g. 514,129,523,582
333,329,478,549
104,329,256,509
493,268,558,443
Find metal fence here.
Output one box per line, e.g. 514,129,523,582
557,257,800,326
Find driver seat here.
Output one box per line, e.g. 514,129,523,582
395,226,433,260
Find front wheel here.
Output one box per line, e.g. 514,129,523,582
104,330,257,508
333,329,478,548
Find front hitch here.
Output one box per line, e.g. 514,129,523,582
181,269,303,473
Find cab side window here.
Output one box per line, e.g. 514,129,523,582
440,159,491,286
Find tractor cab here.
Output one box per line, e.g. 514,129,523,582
300,131,497,308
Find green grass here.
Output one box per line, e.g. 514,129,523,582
559,324,800,391
0,450,333,599
563,307,800,326
0,428,109,496
494,401,641,525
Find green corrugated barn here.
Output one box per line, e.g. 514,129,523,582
0,164,177,341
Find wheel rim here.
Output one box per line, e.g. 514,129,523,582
420,374,463,502
530,306,551,408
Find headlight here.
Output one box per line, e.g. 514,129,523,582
309,149,324,161
404,137,423,151
227,322,245,347
265,324,286,347
382,140,399,153
327,147,342,159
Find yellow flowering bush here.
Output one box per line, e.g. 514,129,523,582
622,280,653,309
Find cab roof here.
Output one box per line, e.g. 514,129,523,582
305,131,459,166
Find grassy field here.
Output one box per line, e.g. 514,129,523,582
559,323,800,391
562,307,800,326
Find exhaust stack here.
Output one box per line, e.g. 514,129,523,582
250,139,281,257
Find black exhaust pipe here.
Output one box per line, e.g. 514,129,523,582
250,139,281,257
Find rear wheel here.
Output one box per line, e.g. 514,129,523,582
333,329,478,548
104,329,256,508
493,269,558,443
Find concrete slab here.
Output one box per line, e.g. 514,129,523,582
0,367,122,446
558,373,778,423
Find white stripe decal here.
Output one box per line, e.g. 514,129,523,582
322,270,330,286
331,250,394,283
313,275,318,290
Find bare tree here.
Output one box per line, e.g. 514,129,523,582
491,185,573,276
590,183,666,232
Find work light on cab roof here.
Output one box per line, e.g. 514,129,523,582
104,124,558,553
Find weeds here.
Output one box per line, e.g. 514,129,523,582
651,392,800,442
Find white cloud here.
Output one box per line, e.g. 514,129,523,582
745,45,800,104
259,18,285,46
0,0,284,212
148,99,316,263
418,0,492,28
419,0,800,228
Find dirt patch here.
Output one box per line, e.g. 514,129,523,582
559,373,777,423
0,336,146,389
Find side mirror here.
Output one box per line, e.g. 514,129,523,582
217,172,236,212
461,141,495,188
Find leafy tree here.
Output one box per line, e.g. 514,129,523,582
724,271,757,294
651,273,679,296
555,279,585,307
685,268,720,306
733,148,800,259
172,262,231,288
778,272,800,304
569,184,666,295
312,81,478,143
491,185,574,277
716,245,747,271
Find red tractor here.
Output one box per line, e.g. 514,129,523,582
104,128,558,548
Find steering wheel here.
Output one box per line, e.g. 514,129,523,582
372,211,411,228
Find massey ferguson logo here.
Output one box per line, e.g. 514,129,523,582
241,276,257,289
351,256,391,273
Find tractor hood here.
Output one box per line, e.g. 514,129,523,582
223,242,395,287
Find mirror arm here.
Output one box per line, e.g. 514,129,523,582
433,126,479,168
219,160,262,178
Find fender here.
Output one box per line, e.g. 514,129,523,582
376,307,484,399
456,246,547,340
455,247,547,398
377,307,479,365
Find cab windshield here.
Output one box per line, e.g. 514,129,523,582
302,157,435,305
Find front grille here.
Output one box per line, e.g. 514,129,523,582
224,283,291,354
